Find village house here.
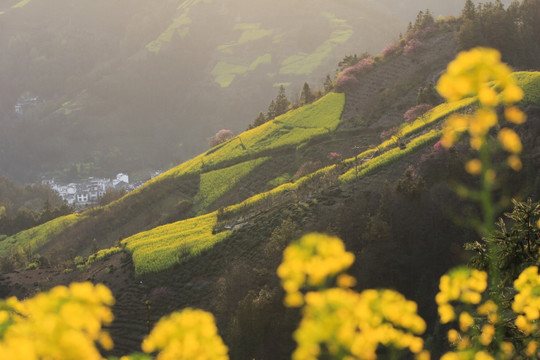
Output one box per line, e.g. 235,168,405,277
44,173,133,207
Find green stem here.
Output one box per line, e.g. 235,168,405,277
479,140,502,344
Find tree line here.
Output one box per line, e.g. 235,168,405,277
458,0,540,69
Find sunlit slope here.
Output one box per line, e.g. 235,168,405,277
136,92,345,188
0,93,344,257
194,157,270,214
2,73,539,271
0,214,84,257
122,213,230,276
113,72,540,276
513,72,540,106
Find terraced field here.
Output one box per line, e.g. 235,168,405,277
122,213,230,276
194,157,270,213
0,214,85,257
3,70,539,278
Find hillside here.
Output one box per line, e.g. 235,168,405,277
0,25,470,266
0,0,405,182
1,16,540,358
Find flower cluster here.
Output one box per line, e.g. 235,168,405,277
512,266,540,338
341,57,374,78
404,39,423,55
0,282,114,360
403,104,433,123
277,233,355,307
436,267,488,324
278,234,428,359
436,268,512,360
382,43,400,59
437,47,526,173
142,308,228,360
293,288,428,360
437,266,540,359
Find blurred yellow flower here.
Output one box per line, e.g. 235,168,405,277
0,282,114,360
504,106,527,124
142,308,228,360
465,159,482,175
293,288,426,360
459,312,474,332
526,340,538,357
278,233,355,307
507,155,522,171
498,128,522,154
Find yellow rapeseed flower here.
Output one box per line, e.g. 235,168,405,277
436,47,527,176
142,308,228,360
500,341,514,356
440,351,459,360
498,128,522,154
465,159,482,175
479,324,495,346
278,233,355,306
504,106,527,124
0,282,115,360
526,340,538,357
293,287,426,360
459,312,474,332
447,329,460,344
507,155,522,171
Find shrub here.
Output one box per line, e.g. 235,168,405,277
335,74,359,92
382,43,400,59
335,58,374,92
327,152,343,163
404,38,423,55
403,104,433,123
208,129,234,148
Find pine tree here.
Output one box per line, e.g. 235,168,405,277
274,85,290,117
253,112,266,127
462,0,477,21
300,82,314,105
324,75,334,93
266,100,277,120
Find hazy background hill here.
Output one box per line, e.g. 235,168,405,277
0,0,399,182
0,0,509,183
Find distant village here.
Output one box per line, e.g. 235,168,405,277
15,93,167,208
42,173,158,207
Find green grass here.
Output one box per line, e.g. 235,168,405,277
11,0,31,8
279,13,352,75
122,213,230,275
0,214,84,257
513,72,540,106
195,157,270,213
